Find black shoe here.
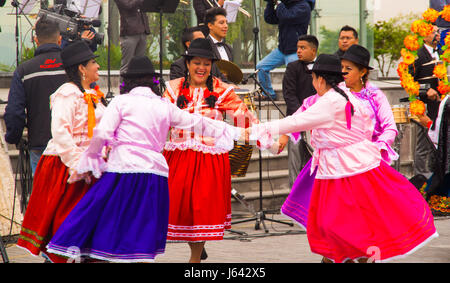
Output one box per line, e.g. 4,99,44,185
201,248,208,260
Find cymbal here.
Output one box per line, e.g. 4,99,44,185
215,59,243,85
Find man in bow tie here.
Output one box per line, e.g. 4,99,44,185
410,24,442,178
280,34,318,187
205,7,233,62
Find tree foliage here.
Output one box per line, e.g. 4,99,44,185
370,13,420,77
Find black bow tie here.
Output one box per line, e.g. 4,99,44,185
304,61,315,65
216,42,226,47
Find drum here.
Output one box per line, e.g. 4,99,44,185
392,104,409,124
234,88,256,113
228,89,256,177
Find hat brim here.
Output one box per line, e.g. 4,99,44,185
182,48,217,60
63,54,99,68
306,69,348,76
341,53,374,70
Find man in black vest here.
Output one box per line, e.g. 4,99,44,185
410,24,442,177
4,19,67,175
280,34,317,187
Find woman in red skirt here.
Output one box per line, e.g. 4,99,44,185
16,41,107,263
163,38,258,263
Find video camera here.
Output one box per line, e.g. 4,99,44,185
37,5,104,45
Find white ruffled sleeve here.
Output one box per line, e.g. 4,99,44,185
251,94,336,150
168,102,241,152
76,97,122,178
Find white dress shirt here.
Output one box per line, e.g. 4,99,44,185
209,35,230,61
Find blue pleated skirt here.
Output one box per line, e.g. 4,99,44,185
47,172,169,263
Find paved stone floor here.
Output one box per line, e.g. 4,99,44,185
3,214,450,264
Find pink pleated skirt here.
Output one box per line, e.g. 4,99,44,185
306,161,438,263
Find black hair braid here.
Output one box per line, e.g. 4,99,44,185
177,70,190,109
320,73,354,116
204,74,217,108
65,65,85,94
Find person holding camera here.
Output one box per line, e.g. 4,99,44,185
114,0,150,76
4,19,67,176
256,0,312,100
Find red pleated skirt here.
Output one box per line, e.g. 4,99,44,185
163,149,232,242
306,162,438,263
16,155,93,263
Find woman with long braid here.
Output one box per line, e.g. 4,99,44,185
16,41,107,263
246,54,438,263
163,38,258,263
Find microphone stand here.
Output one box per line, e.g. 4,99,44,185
106,0,113,101
231,0,292,232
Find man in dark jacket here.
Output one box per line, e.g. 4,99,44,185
409,25,442,177
256,0,311,100
334,25,359,59
193,0,224,25
205,7,233,62
281,34,317,187
430,0,450,49
4,19,67,175
114,0,150,75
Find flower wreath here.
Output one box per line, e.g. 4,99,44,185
398,7,450,116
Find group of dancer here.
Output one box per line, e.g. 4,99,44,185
14,34,438,263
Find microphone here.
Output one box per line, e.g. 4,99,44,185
241,69,259,85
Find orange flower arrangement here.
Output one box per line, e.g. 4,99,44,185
396,62,409,77
404,35,420,51
410,20,434,37
400,48,415,65
440,5,450,22
409,99,426,116
433,63,447,79
438,80,450,95
400,6,449,109
423,8,440,23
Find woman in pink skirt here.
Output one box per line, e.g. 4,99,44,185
247,54,438,263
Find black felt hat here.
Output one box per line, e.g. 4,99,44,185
122,55,160,78
307,53,347,76
341,44,374,70
183,38,217,60
61,40,98,68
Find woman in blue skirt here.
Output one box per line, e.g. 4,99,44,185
46,56,241,263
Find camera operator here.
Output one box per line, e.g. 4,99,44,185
4,18,67,176
256,0,312,100
53,0,100,52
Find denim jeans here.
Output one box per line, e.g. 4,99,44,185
256,48,298,98
29,149,44,177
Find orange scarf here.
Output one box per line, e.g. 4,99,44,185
83,85,105,138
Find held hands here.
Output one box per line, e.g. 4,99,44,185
67,170,92,184
278,134,289,154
